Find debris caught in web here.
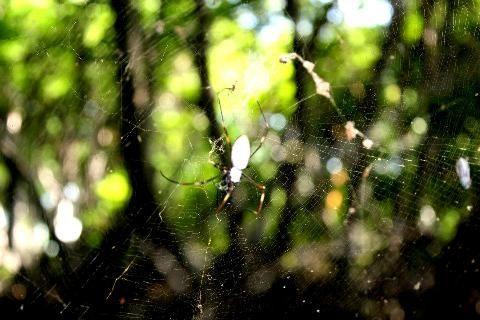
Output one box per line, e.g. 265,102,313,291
456,157,471,189
280,55,375,151
208,136,225,165
362,138,374,150
345,121,360,141
345,121,374,150
279,52,333,104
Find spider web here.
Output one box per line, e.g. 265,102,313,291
1,0,480,319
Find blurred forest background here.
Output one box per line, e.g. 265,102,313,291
1,0,480,318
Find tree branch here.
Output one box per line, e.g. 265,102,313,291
0,139,78,298
69,0,190,315
189,0,223,143
268,0,331,261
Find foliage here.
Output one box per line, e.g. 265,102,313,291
0,0,480,318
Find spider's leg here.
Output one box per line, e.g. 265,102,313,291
216,94,232,147
215,187,233,220
250,101,270,159
159,169,220,186
242,173,266,215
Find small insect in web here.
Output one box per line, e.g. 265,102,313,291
159,90,269,218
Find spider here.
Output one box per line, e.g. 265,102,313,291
159,90,269,218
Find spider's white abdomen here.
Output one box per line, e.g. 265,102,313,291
230,167,243,183
231,135,251,170
230,135,250,183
